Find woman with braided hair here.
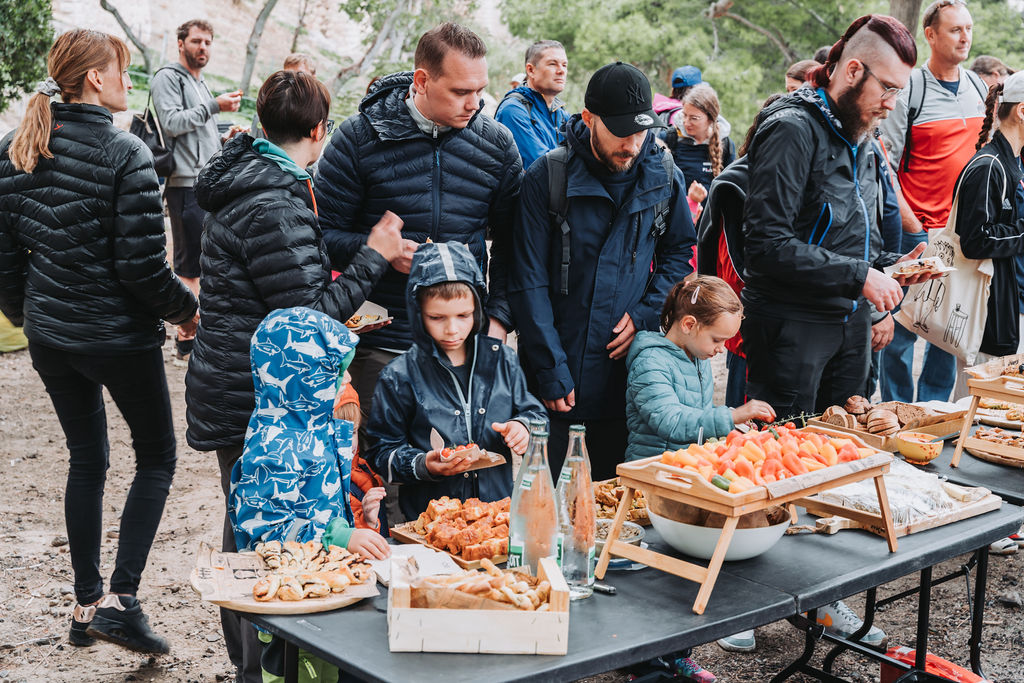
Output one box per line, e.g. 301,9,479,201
668,83,735,219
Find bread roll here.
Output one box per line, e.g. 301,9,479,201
844,395,872,415
866,409,900,436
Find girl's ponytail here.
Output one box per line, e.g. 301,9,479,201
708,122,723,178
9,87,57,173
977,82,1003,150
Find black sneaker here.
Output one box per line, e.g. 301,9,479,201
69,603,96,647
86,595,170,654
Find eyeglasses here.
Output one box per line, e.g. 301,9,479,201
324,119,336,135
862,63,903,102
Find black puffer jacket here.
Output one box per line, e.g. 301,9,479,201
185,134,389,451
741,87,900,322
317,72,522,350
0,103,196,352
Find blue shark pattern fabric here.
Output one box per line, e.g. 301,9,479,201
230,307,358,551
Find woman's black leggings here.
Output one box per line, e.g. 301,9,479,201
29,343,177,605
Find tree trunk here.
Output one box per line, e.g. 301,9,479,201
99,0,154,73
330,0,407,92
890,0,924,38
291,0,310,53
239,0,282,96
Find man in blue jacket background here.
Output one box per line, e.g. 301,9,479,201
495,40,570,172
510,62,696,478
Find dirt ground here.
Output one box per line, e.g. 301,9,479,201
1,344,1022,683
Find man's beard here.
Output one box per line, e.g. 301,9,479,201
833,75,872,143
184,49,208,71
592,133,639,173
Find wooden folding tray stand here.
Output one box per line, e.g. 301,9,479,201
952,373,1024,468
595,426,897,615
387,556,570,654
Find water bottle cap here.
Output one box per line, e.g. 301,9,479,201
569,424,586,432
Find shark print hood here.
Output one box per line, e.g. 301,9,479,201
230,307,359,550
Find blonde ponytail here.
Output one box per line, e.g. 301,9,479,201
8,30,130,174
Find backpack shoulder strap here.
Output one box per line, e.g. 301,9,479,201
650,149,675,239
902,68,927,172
546,146,572,295
499,91,534,119
964,68,989,101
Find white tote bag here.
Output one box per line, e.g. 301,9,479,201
894,155,1004,364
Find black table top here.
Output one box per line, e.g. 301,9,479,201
919,426,1024,506
250,562,795,683
714,505,1022,612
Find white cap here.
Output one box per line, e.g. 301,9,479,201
511,72,526,84
1001,71,1024,103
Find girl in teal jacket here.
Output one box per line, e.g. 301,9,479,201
625,276,775,461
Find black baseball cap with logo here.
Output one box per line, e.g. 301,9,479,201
584,62,665,137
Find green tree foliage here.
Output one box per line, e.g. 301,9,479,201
499,0,1021,132
0,0,53,114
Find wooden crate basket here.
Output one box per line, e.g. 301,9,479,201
952,374,1024,467
387,556,570,655
595,425,897,615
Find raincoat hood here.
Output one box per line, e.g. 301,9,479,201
247,307,358,436
405,242,487,355
196,134,314,214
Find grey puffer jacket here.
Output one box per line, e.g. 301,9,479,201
0,103,197,352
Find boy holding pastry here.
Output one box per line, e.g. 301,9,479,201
365,243,546,521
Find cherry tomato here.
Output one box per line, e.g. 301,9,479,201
441,448,453,458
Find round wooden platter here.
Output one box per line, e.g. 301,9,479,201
189,569,370,615
966,447,1024,469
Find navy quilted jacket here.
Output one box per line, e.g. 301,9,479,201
317,72,522,350
0,103,196,352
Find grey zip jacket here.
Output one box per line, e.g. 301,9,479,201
150,62,222,187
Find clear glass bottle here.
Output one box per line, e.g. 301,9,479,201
513,419,547,492
507,429,559,575
556,425,596,599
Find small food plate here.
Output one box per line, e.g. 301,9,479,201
429,428,506,472
884,257,955,279
345,301,392,332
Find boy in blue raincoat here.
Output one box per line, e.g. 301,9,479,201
230,307,390,683
366,242,547,521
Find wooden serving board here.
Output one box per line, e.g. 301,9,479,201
801,493,1002,538
966,447,1024,469
189,569,367,614
389,523,508,570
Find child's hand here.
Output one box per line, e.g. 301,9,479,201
732,400,777,424
491,421,528,455
424,449,474,476
346,528,390,559
362,487,385,528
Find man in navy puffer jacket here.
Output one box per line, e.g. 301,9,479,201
317,23,522,446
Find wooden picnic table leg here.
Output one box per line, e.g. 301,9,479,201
692,514,739,615
951,395,980,468
595,486,634,580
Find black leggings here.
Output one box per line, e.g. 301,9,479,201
29,342,177,605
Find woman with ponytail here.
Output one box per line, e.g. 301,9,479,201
950,73,1024,390
670,83,735,218
0,30,198,653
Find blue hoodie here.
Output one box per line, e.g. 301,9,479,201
230,307,358,551
495,86,570,172
365,242,546,520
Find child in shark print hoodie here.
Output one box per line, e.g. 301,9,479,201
230,306,390,560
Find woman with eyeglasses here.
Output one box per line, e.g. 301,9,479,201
185,68,408,680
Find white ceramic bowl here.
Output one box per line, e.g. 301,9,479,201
647,509,790,561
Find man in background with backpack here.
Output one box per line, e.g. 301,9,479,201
494,40,569,171
151,19,241,362
510,62,695,478
878,0,987,403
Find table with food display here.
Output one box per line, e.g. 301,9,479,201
192,364,1024,683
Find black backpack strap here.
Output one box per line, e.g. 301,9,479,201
650,149,674,239
964,68,990,100
546,146,572,295
498,91,534,120
902,68,926,173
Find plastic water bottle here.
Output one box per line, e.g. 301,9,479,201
507,429,558,575
556,425,596,599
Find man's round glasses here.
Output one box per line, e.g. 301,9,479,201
862,63,903,102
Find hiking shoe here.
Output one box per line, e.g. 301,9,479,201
816,600,887,648
672,656,716,682
69,603,96,647
173,336,193,364
1010,529,1024,547
989,536,1018,555
716,629,756,652
85,595,170,654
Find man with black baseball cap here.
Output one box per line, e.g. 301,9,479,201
510,61,696,478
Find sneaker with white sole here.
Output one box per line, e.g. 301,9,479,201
673,656,717,682
716,629,756,652
989,536,1018,555
1010,529,1024,547
85,594,170,654
815,600,887,648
